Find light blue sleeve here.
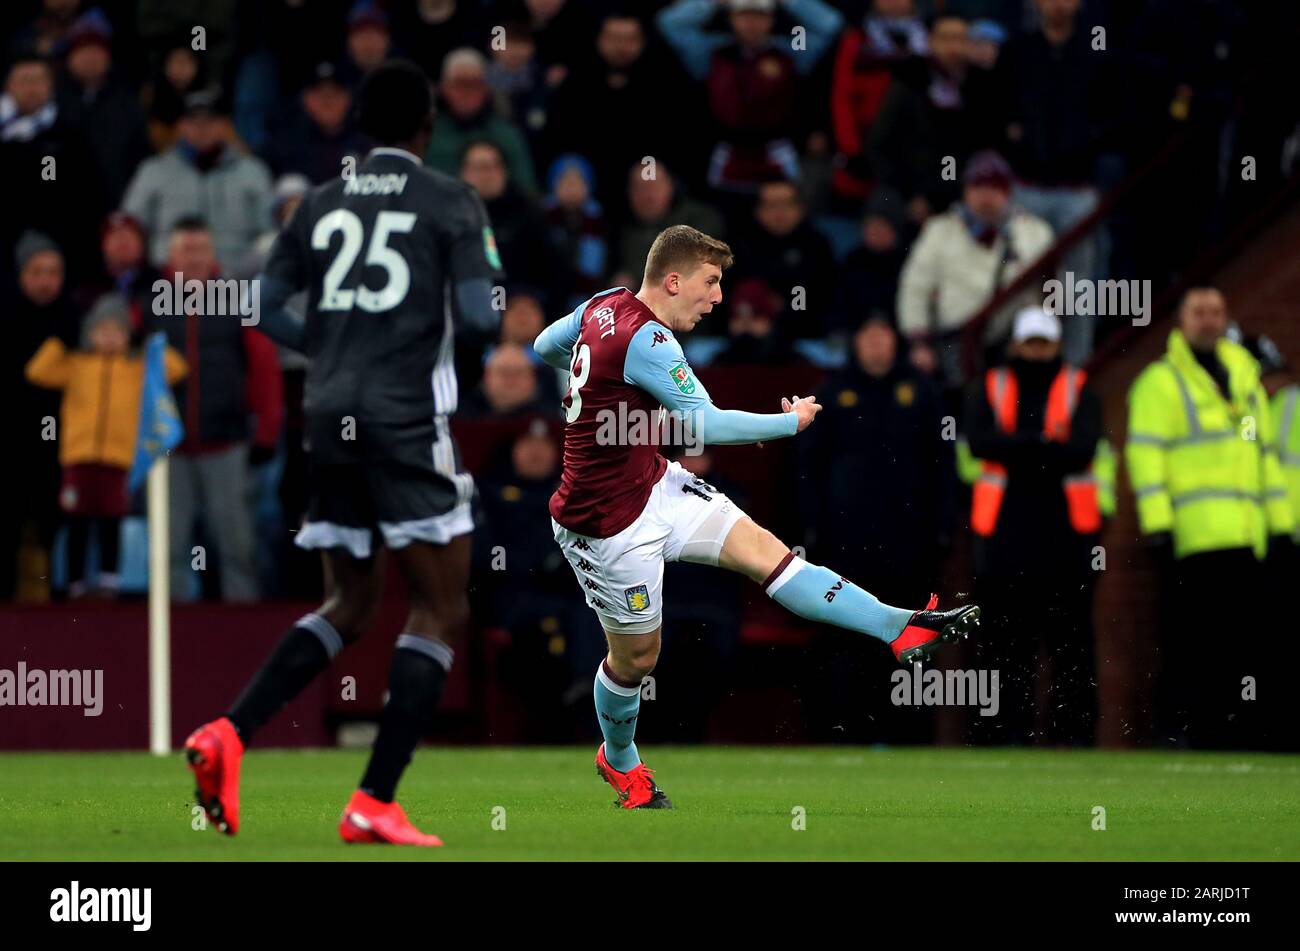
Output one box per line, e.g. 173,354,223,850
533,304,583,369
786,0,845,73
534,288,630,369
656,0,727,81
623,322,799,445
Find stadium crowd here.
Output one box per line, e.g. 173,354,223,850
2,0,1297,749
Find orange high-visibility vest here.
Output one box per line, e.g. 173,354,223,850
970,365,1102,537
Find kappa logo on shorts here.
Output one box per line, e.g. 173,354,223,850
624,584,651,612
682,481,713,502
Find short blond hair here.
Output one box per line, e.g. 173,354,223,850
644,225,733,284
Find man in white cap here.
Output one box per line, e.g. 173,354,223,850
962,305,1102,746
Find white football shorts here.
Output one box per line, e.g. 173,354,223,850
551,461,748,635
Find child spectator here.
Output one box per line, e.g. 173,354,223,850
966,19,1006,70
543,154,607,306
24,294,187,598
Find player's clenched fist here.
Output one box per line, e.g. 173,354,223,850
781,395,823,432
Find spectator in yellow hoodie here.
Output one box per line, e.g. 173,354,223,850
25,294,187,598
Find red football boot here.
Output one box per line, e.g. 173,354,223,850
595,743,673,809
184,717,244,835
891,594,981,665
339,790,444,846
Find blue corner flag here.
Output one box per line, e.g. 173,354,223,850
129,332,183,492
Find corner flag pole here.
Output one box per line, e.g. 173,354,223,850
148,456,171,755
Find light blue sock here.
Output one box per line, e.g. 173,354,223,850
594,661,642,771
763,555,913,644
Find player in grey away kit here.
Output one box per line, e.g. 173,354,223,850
183,60,501,845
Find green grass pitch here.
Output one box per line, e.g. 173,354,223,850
2,747,1298,860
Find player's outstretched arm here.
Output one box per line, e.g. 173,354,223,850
624,322,815,445
779,395,823,433
533,305,584,369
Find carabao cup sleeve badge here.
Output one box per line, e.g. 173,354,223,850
670,362,695,395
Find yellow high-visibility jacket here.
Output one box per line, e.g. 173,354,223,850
1271,383,1300,542
1126,329,1293,559
958,434,1117,517
1094,438,1118,518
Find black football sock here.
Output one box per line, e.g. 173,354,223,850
226,613,344,744
359,634,453,803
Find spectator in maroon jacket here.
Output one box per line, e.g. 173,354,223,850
148,217,282,602
657,0,844,201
